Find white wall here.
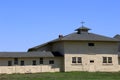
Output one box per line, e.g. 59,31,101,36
63,41,119,72
64,54,119,72
0,57,64,74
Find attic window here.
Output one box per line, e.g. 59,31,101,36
88,43,95,46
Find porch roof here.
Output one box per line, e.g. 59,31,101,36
0,52,54,58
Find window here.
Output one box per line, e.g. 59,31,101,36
88,43,95,46
14,58,18,65
78,57,82,63
72,57,76,63
103,57,107,63
108,57,112,63
72,57,82,64
8,61,12,66
20,61,24,66
40,58,43,64
32,60,36,65
90,60,94,63
103,57,112,64
49,60,54,64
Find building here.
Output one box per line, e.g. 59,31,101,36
0,25,120,74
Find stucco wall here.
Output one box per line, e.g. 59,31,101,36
64,54,119,72
0,57,64,74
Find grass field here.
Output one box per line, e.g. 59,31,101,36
0,72,120,80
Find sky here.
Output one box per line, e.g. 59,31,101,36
0,0,120,52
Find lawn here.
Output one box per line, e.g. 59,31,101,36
0,72,120,80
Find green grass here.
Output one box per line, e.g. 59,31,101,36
0,72,120,80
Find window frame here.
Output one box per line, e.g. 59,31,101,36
39,58,43,64
103,57,113,64
14,58,18,65
103,57,107,63
72,57,82,64
20,60,24,66
78,57,82,63
108,57,112,63
49,60,54,64
72,57,76,63
32,60,37,65
8,61,12,66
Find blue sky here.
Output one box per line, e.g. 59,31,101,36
0,0,120,51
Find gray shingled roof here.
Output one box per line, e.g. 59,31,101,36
28,39,59,50
60,32,119,41
0,52,54,58
28,27,119,50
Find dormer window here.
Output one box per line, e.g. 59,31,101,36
88,43,95,46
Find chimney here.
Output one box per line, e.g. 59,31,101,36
59,35,64,39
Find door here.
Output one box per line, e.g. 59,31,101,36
89,60,95,72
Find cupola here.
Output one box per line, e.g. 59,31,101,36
75,21,91,34
75,26,91,34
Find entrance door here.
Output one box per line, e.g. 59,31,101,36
89,60,95,72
